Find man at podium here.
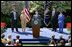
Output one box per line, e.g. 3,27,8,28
31,10,41,38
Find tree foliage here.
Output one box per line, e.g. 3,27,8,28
1,1,71,15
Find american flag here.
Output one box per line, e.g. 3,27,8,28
22,1,30,23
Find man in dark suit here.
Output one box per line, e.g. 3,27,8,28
31,11,41,38
10,7,19,32
51,8,59,32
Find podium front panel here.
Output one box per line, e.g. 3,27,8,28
32,25,40,38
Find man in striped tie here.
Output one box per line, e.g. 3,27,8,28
20,1,30,32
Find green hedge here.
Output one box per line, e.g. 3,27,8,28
1,16,71,28
1,9,71,28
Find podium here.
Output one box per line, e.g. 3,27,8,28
32,11,41,38
32,25,40,38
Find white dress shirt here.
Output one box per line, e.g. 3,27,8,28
13,11,16,20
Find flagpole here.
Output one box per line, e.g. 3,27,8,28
20,1,28,32
24,1,28,32
22,1,30,32
24,1,29,8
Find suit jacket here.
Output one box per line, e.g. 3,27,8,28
31,14,41,26
10,11,19,21
51,11,59,26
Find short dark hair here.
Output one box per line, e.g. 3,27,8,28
52,35,55,39
16,35,20,39
8,35,11,38
1,34,5,38
8,41,11,44
68,35,71,39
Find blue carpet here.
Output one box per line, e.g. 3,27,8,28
3,28,70,43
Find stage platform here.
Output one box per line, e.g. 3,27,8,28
3,28,70,43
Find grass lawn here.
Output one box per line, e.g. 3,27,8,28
22,44,49,46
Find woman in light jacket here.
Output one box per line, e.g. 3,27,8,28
20,10,27,32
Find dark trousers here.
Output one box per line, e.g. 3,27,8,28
51,19,57,31
11,20,18,31
52,23,56,31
